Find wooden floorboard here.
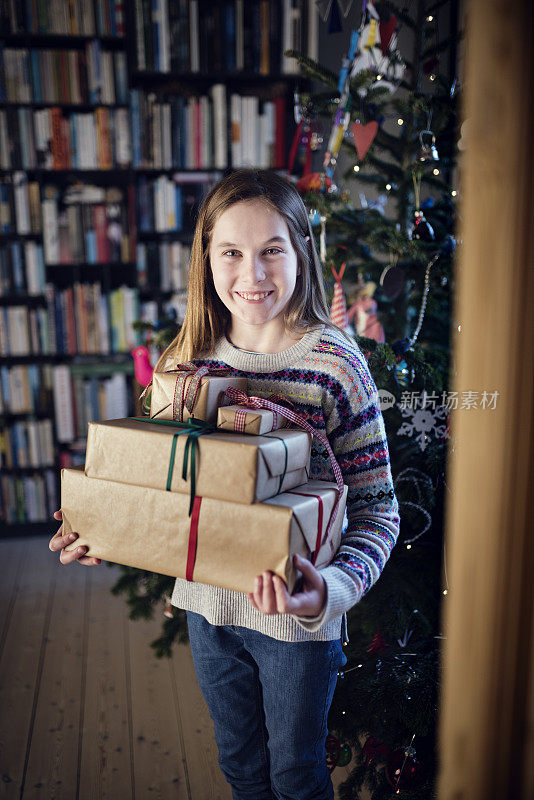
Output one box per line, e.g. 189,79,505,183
0,536,358,799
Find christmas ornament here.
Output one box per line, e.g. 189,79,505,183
391,337,411,357
410,210,435,241
379,252,405,300
385,745,426,791
417,129,439,163
288,109,314,178
362,735,392,767
308,208,321,226
410,168,435,241
394,358,414,387
347,281,385,342
347,1,406,96
337,743,352,767
378,14,397,54
352,120,378,160
296,172,332,194
441,234,456,255
131,345,154,386
367,629,388,653
330,262,350,329
322,25,361,177
163,595,173,618
325,732,341,773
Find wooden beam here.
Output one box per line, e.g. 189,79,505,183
437,0,534,798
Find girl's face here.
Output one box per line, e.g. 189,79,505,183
208,199,300,336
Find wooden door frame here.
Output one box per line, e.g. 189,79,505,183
438,1,534,798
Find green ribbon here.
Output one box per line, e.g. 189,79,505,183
132,416,217,516
131,416,290,513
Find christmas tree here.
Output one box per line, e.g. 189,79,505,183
112,1,461,797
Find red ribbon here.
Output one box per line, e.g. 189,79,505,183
224,387,344,544
186,495,202,581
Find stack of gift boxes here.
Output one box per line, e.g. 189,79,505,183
62,365,348,594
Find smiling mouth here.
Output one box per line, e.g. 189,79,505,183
235,291,273,301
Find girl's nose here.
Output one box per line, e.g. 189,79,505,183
240,254,266,284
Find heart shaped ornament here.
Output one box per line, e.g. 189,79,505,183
379,16,397,55
352,121,379,160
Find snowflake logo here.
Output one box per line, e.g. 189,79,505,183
397,404,449,451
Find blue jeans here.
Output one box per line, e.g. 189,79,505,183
185,610,348,800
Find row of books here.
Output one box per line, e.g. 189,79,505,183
1,417,55,468
137,241,191,291
52,363,131,443
0,283,143,356
0,240,45,295
0,106,131,170
133,0,317,76
0,174,41,233
130,87,286,170
1,469,58,524
0,0,125,37
137,174,216,233
42,184,134,263
0,363,53,414
0,44,128,105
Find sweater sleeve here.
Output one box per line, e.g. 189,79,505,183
290,344,400,633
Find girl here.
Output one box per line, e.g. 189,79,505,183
49,169,400,800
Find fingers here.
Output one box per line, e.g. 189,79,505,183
49,511,100,566
251,572,288,614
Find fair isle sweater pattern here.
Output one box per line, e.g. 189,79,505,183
170,324,400,643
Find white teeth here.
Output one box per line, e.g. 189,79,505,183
237,291,272,300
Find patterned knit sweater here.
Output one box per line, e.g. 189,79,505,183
169,324,400,643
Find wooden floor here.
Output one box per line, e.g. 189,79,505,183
0,536,354,800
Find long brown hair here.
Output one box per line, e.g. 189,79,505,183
154,168,339,370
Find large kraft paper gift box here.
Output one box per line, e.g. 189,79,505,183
84,417,311,504
61,467,348,595
147,363,247,423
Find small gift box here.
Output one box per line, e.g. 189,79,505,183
146,362,247,423
84,417,311,506
61,467,348,594
217,404,290,435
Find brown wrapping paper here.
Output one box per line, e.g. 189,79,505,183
85,418,311,504
150,371,247,422
217,404,290,435
61,467,348,595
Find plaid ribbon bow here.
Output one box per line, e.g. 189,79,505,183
224,387,344,544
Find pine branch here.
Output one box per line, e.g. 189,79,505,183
284,50,339,88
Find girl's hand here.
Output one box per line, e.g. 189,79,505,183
48,510,101,566
248,554,326,618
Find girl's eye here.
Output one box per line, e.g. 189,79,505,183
222,250,239,257
265,248,283,255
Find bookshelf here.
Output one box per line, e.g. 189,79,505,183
0,0,317,535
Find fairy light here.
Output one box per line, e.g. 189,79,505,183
457,324,462,332
406,544,412,549
376,73,382,80
397,118,404,125
451,190,457,197
386,183,392,191
429,74,436,81
353,164,360,172
426,14,434,21
433,168,439,175
443,589,448,595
